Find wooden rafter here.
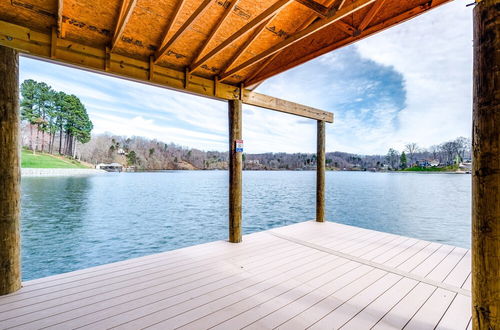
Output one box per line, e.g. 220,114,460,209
189,0,294,74
223,0,376,82
294,0,329,18
156,0,186,55
219,15,276,82
155,0,213,63
111,0,138,51
191,0,241,64
246,1,440,86
335,20,359,36
245,0,339,86
0,19,334,122
358,0,387,31
57,0,64,38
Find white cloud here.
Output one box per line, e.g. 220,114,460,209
355,0,473,151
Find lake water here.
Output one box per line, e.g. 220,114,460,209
21,171,471,281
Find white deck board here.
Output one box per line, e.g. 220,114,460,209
0,220,471,330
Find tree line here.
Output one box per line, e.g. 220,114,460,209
73,133,471,171
20,79,93,156
385,137,471,170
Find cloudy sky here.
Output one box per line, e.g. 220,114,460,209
20,0,473,155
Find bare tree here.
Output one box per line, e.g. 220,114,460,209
404,142,419,166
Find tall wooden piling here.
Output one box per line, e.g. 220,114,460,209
316,120,325,222
228,99,242,243
472,1,499,328
0,45,21,295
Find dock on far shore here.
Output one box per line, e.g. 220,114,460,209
0,221,471,329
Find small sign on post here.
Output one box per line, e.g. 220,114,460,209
235,140,244,152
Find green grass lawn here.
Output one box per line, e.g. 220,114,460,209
21,149,89,169
402,165,459,172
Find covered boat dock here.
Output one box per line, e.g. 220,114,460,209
0,0,498,328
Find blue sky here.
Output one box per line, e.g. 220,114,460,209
20,0,472,154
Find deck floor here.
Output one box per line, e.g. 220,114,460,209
0,221,471,330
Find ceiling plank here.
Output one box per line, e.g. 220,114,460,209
111,0,138,51
156,0,187,55
191,0,241,64
57,0,65,38
218,15,275,82
244,0,338,86
294,0,329,17
155,0,213,63
189,0,294,74
358,0,387,31
246,0,445,86
222,0,376,82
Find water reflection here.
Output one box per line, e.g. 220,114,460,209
21,171,471,280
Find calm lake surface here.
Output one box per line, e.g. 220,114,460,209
21,171,471,281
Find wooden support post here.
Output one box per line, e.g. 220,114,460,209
0,45,21,295
228,99,242,243
316,120,326,222
472,1,499,328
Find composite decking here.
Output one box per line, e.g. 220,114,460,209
0,221,471,330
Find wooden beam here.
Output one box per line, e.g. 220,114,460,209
156,0,186,55
57,0,65,38
316,120,325,222
335,20,359,36
294,0,329,18
246,0,449,87
228,99,242,243
155,0,213,63
221,0,376,82
189,0,293,74
358,0,386,31
242,90,333,122
111,0,138,51
0,20,332,122
191,0,241,65
245,0,338,86
0,45,21,295
219,15,275,82
472,1,499,329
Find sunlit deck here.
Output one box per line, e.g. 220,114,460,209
0,221,471,330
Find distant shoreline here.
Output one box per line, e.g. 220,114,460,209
22,168,107,177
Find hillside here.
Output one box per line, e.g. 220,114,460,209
21,149,91,169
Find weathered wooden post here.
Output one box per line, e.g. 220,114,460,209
316,120,325,222
228,99,242,243
472,0,499,328
0,45,21,295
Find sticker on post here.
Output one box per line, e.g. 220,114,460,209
235,140,243,152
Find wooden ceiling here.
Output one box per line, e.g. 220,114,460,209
1,0,451,88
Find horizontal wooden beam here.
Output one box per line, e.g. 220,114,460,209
246,0,450,86
242,90,333,122
0,20,333,123
220,0,376,81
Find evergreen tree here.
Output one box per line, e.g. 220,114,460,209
400,151,408,169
